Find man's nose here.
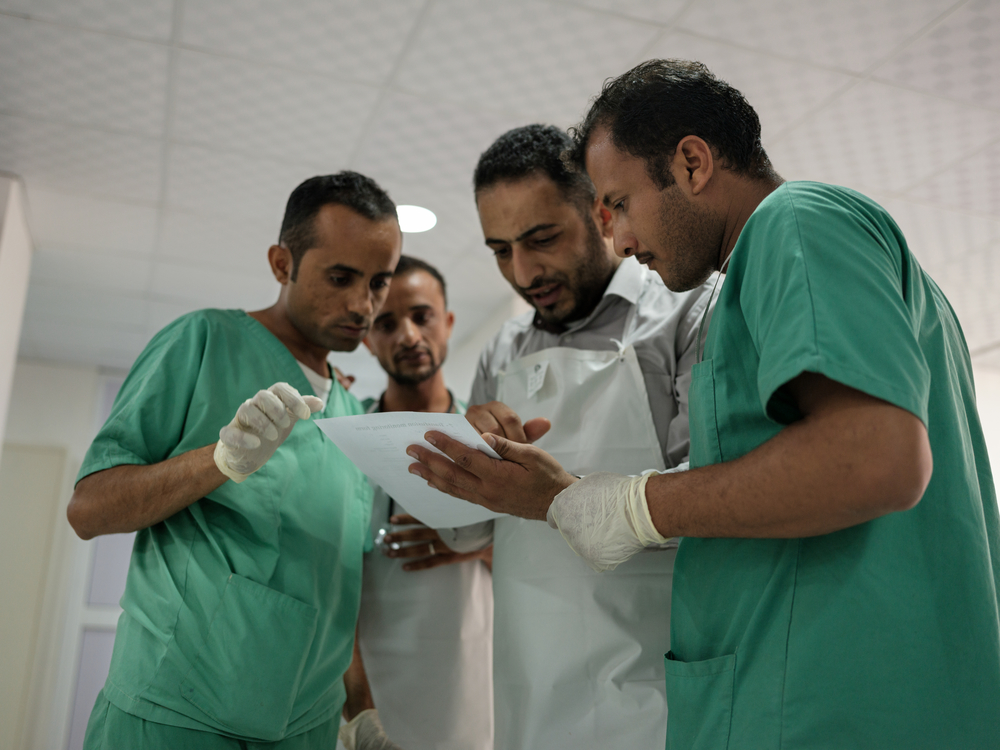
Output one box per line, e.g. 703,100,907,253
512,246,543,289
613,220,638,259
398,317,421,347
346,284,375,318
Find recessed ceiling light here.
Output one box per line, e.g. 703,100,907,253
396,204,437,233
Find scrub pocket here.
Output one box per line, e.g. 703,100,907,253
664,651,735,750
688,359,724,466
181,574,318,741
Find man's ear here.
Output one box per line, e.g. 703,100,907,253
268,245,295,284
672,135,715,196
594,200,613,239
445,310,455,337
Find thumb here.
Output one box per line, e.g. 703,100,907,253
524,417,551,443
303,395,324,414
484,432,532,463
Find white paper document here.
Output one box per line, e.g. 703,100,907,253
315,412,506,528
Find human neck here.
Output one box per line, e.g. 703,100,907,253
381,370,452,413
717,174,785,269
248,303,330,377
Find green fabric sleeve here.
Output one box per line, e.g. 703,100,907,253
742,185,931,426
77,313,210,483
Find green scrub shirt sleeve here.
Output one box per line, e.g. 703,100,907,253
742,187,931,427
77,314,210,482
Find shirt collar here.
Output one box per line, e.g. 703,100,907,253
531,258,644,334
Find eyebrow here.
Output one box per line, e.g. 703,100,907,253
485,223,559,245
326,263,362,276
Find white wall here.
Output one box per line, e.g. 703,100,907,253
0,175,33,466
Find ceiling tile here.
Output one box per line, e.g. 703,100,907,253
0,113,163,202
29,248,153,293
767,80,997,196
878,197,1000,272
22,282,147,330
351,92,524,195
561,0,689,24
27,187,158,256
146,298,205,337
149,259,279,310
164,143,321,221
393,0,661,125
873,0,999,111
156,209,277,268
646,32,856,141
0,0,174,40
171,49,380,164
18,317,152,369
180,0,424,85
903,138,1000,220
679,0,958,73
0,15,169,136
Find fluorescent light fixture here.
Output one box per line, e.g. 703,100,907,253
396,205,437,233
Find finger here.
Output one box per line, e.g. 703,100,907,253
384,527,439,545
269,382,311,420
465,409,503,437
483,433,536,466
389,514,420,525
406,448,486,505
424,431,503,477
219,424,261,450
487,402,528,443
387,541,441,559
403,551,480,572
524,417,552,443
302,395,324,414
253,389,292,430
237,401,280,441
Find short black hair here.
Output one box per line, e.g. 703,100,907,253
474,124,596,210
393,254,447,307
279,171,397,280
567,60,776,188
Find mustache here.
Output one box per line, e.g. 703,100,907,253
518,275,568,295
335,312,369,327
393,345,432,363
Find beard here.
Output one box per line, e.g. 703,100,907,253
385,344,446,386
652,186,724,292
521,213,617,326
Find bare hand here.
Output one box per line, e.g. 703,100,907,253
465,401,551,444
333,367,355,390
407,431,577,520
383,515,492,571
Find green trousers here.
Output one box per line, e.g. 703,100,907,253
83,691,339,749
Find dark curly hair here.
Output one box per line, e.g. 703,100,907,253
567,60,777,188
279,171,397,280
474,124,596,211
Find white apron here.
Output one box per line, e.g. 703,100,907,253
493,312,675,750
357,402,494,750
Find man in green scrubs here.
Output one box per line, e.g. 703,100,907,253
407,61,1000,748
68,172,403,748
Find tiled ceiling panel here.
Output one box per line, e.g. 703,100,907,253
0,0,173,41
767,80,998,196
393,0,662,125
0,14,169,136
680,0,959,73
0,114,163,202
874,0,1000,110
1,0,998,379
171,49,381,164
180,0,425,85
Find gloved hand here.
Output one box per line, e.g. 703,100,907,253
546,470,669,572
213,382,323,483
338,709,403,750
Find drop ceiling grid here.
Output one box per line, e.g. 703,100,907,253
0,0,997,370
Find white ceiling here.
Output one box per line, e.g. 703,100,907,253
2,0,999,387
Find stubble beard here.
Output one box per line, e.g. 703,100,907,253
654,187,724,293
386,345,445,386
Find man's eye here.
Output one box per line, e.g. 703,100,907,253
330,275,351,286
376,320,394,332
535,235,557,246
493,247,511,259
371,277,390,290
613,199,625,211
413,312,430,325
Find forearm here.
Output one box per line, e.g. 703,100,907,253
645,400,931,539
343,627,376,720
68,444,227,540
436,520,494,553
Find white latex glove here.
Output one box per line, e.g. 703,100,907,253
338,709,403,750
546,470,669,572
213,382,323,483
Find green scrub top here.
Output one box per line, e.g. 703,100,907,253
671,183,1000,749
77,309,373,742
